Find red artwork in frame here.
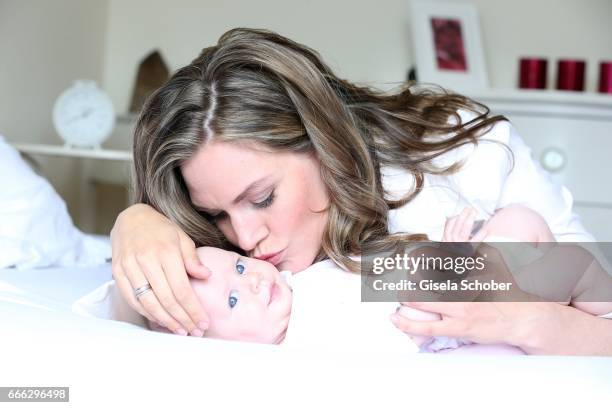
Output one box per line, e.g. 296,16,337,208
430,18,468,72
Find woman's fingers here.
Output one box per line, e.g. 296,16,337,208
399,301,461,316
110,204,212,336
137,254,203,336
160,251,209,334
390,313,463,338
122,256,186,335
137,290,187,335
180,232,212,280
113,271,155,322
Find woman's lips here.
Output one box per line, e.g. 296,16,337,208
257,250,284,266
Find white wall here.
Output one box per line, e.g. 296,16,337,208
0,0,109,223
472,0,612,92
103,0,612,115
102,0,413,116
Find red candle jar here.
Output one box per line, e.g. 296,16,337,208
519,58,548,89
556,59,586,91
599,61,612,94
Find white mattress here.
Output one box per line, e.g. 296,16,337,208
1,262,611,407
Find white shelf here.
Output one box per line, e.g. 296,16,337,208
469,89,612,120
471,88,612,105
12,143,132,161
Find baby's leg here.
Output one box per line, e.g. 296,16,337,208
569,250,612,316
485,204,555,244
501,238,612,316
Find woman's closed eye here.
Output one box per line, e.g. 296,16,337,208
254,190,275,209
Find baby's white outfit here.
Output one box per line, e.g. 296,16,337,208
282,259,418,353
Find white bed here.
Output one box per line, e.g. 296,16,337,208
1,262,611,407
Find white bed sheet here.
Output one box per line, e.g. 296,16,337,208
1,263,611,407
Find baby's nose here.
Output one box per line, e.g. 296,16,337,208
248,271,262,293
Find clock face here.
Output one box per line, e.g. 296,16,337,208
52,80,116,148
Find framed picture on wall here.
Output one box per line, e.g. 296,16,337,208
409,0,488,92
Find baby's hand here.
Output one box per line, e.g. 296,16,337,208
396,305,441,347
443,207,487,242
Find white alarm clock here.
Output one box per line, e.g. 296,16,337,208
52,80,116,149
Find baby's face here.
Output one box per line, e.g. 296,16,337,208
192,247,292,344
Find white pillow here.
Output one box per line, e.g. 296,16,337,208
0,135,110,268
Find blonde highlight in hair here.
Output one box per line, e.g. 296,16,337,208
133,28,507,272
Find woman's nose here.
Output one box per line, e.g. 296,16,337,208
231,214,268,252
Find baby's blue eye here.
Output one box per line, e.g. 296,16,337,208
228,290,239,308
236,260,246,275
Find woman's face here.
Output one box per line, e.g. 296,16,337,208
181,140,329,272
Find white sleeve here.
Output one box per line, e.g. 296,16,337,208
443,120,595,242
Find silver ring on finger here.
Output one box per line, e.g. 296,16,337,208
134,283,153,299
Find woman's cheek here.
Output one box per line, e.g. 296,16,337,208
275,188,303,230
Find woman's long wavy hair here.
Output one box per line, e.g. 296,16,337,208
133,27,508,272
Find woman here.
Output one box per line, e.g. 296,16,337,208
111,28,612,354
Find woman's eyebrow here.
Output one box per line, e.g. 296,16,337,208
195,176,271,213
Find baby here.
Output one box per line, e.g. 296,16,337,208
148,247,294,344
399,204,612,352
147,246,415,352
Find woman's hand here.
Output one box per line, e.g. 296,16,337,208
111,204,211,336
391,301,542,348
393,234,612,355
391,301,612,355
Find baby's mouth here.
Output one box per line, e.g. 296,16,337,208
268,282,280,306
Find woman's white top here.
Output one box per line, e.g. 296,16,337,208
382,118,594,242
